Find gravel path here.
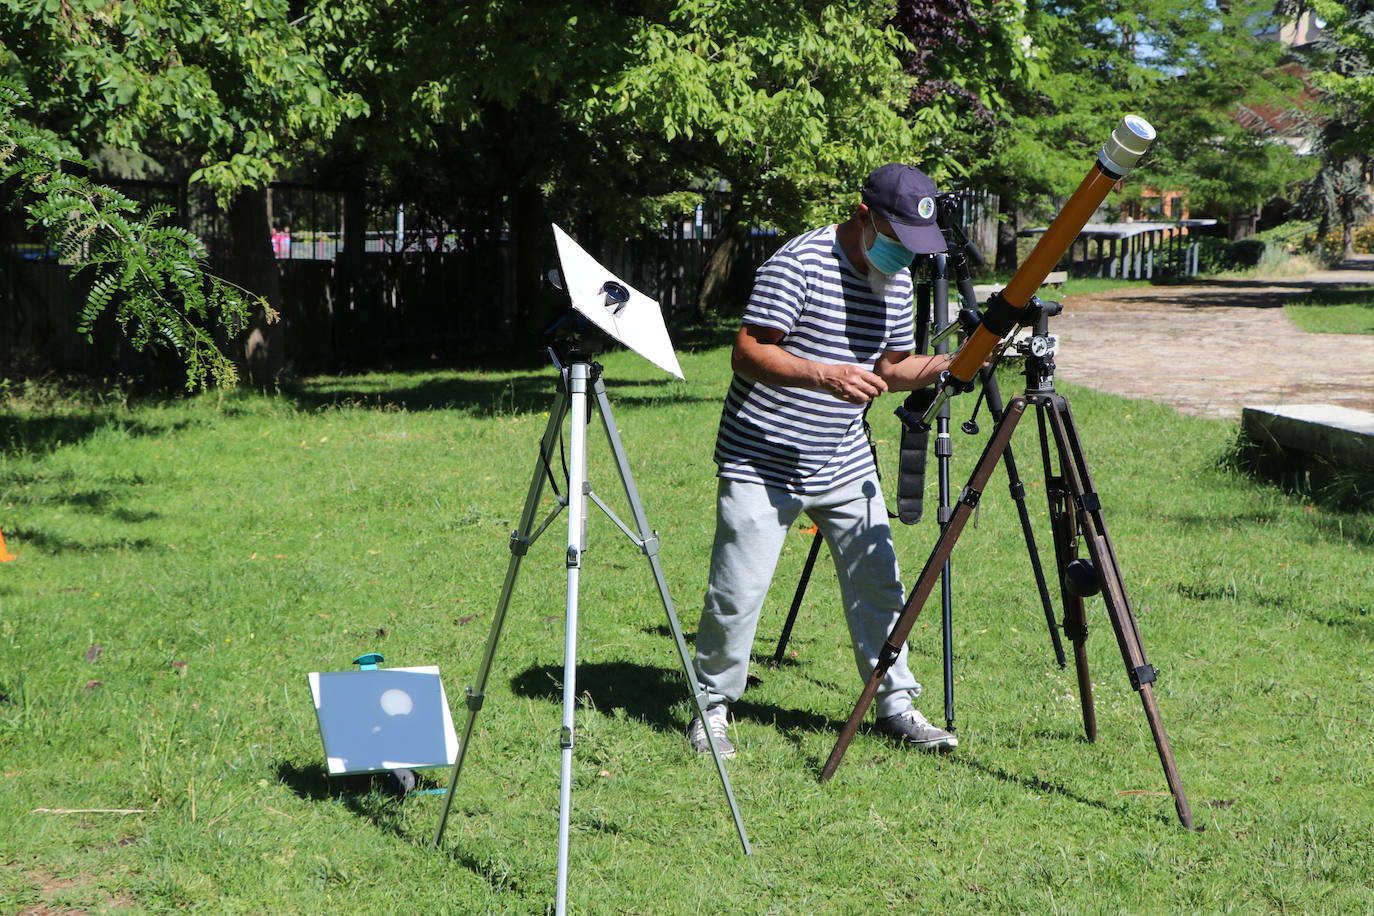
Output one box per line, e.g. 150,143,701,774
1044,255,1374,421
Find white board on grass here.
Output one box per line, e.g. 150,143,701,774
307,666,458,775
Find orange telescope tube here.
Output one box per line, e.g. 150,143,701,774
944,116,1157,388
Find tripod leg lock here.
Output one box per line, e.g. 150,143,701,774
958,486,982,509
566,546,581,568
1062,617,1088,642
639,533,660,558
1128,664,1157,690
877,641,902,670
465,687,485,711
509,531,531,556
559,726,574,749
1075,491,1102,513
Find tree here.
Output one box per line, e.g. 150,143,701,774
1308,0,1374,151
309,0,944,322
0,0,365,381
1,80,256,388
1281,0,1374,257
923,0,1311,264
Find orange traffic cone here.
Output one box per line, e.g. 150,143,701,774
0,529,17,562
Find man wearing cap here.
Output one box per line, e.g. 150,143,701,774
688,163,958,759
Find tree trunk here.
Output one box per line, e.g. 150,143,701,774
227,187,283,385
995,190,1019,273
696,200,745,320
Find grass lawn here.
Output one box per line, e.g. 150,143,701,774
2,340,1373,914
1285,285,1374,335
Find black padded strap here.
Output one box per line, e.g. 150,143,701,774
895,388,936,525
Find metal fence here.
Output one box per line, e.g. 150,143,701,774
1,179,1000,378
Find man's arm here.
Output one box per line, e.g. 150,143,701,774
732,324,888,404
874,350,955,392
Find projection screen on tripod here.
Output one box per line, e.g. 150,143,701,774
550,223,684,379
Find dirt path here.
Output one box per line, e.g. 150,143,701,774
1044,255,1374,421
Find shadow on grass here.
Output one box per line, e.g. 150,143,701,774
1,527,155,552
510,661,687,731
509,659,842,738
947,754,1175,826
275,759,539,898
274,760,374,801
666,320,738,353
0,413,193,459
1210,433,1374,534
282,368,714,415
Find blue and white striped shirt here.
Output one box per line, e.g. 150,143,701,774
714,225,915,493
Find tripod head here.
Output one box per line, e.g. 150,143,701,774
935,193,986,278
1015,298,1064,394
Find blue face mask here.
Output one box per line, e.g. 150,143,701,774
866,215,915,275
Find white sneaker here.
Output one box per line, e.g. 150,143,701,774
687,704,736,758
874,708,958,749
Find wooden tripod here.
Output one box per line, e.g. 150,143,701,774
819,311,1196,830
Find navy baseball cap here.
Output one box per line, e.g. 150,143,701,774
861,164,947,254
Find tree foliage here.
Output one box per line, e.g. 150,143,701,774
0,0,365,202
1307,0,1374,153
0,80,260,388
924,0,1308,232
1279,0,1374,255
310,0,941,238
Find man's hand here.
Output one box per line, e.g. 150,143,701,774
817,364,888,403
733,324,888,403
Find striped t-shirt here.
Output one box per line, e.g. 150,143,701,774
714,225,915,493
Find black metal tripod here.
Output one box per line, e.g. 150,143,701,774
769,199,1064,736
818,300,1196,830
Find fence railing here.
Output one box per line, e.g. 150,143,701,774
0,177,1003,379
1019,219,1219,280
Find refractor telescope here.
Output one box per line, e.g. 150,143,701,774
917,115,1157,428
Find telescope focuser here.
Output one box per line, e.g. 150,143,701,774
930,307,983,349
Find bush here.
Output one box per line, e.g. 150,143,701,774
1321,220,1374,255
1256,220,1319,251
1194,236,1268,273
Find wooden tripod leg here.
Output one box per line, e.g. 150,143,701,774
820,398,1028,783
1041,395,1197,830
1035,405,1097,741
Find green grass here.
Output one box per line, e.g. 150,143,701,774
1285,285,1374,335
1041,277,1155,300
974,274,1155,302
2,346,1373,914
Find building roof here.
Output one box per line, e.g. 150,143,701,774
1018,219,1219,239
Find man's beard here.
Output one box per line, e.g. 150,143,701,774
868,266,894,297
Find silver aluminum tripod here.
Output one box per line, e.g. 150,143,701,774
432,350,752,915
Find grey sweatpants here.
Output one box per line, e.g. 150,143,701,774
694,474,922,719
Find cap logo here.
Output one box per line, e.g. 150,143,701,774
917,197,936,220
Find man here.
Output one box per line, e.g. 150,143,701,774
688,163,958,759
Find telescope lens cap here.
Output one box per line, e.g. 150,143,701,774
1122,115,1156,141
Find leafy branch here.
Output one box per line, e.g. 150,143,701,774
0,78,266,389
